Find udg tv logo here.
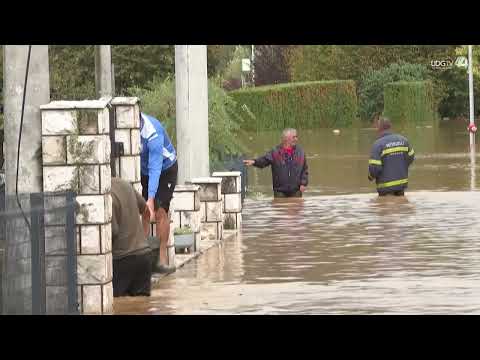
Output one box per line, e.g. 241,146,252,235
431,58,454,70
431,56,468,70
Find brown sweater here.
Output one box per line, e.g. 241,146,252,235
111,178,150,260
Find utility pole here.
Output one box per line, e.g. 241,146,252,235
2,45,50,314
4,46,49,195
251,45,255,86
95,45,113,98
175,45,210,184
111,63,116,97
468,45,475,147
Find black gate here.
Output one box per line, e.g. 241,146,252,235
212,155,248,204
1,190,79,315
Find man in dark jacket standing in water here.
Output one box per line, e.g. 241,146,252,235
244,128,309,198
368,117,415,196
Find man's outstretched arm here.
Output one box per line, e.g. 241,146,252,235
243,151,274,168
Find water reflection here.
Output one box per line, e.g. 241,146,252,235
114,122,480,314
470,146,476,191
244,122,480,196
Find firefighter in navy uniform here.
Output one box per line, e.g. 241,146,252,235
368,118,415,196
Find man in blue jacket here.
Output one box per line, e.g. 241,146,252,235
368,117,415,196
140,112,178,273
243,128,309,198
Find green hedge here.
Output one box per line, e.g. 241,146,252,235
383,81,435,126
230,80,358,131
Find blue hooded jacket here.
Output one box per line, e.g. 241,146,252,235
140,113,177,199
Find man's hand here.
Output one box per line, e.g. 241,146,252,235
368,174,374,182
300,185,306,192
146,198,156,221
243,159,255,166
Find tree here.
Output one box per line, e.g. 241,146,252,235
49,45,176,100
287,45,458,83
112,45,174,94
455,45,480,76
128,76,248,166
49,45,96,100
219,45,251,91
253,45,294,86
207,45,237,77
436,66,480,119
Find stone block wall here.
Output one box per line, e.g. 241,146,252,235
212,172,242,230
40,100,113,315
110,97,142,194
170,184,201,252
190,178,223,241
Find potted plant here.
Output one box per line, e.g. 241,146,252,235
174,225,195,253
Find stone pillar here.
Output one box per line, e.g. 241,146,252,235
110,97,141,194
40,99,113,315
212,172,242,230
190,177,223,241
175,45,210,184
170,185,201,252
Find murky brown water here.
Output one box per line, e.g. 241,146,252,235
115,121,480,314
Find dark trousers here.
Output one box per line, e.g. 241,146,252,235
379,190,405,196
274,190,303,198
113,252,152,297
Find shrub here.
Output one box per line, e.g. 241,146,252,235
128,77,249,167
128,76,177,138
230,80,358,131
383,81,435,125
358,62,429,121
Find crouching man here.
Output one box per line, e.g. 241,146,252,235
111,177,152,297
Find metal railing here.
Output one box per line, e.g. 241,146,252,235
1,190,78,315
212,155,248,204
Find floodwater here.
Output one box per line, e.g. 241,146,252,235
114,120,480,314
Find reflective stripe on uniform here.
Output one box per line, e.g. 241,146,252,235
369,159,382,165
408,149,415,156
377,178,408,188
381,146,409,157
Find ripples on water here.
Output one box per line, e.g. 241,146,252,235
114,192,480,315
114,125,480,314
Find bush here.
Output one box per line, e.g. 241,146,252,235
358,62,429,122
383,81,435,125
230,80,358,131
128,77,249,167
128,76,177,138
